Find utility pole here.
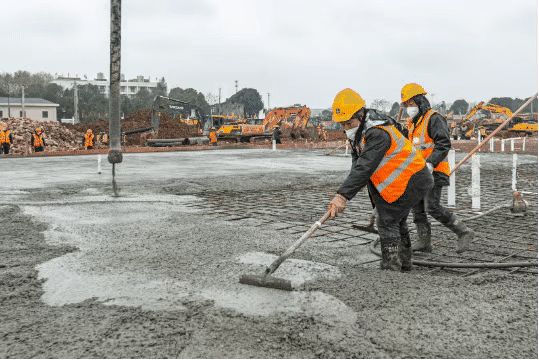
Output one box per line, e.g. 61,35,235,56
74,81,79,123
7,82,10,118
235,80,238,93
21,86,25,118
218,87,222,115
267,92,270,111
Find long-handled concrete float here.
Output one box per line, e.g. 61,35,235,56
239,210,331,291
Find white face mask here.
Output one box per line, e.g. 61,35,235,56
407,106,419,118
345,126,359,140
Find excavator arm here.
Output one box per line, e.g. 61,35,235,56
151,95,207,133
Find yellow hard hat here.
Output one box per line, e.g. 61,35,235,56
401,83,427,104
332,88,366,123
1,123,6,130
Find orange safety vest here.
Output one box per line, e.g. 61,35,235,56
33,133,44,147
0,130,10,143
102,134,108,143
361,125,426,203
85,133,94,147
209,131,217,143
407,109,450,176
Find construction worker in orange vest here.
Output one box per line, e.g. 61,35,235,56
0,123,13,155
209,127,218,146
401,83,474,254
31,127,46,152
328,88,433,271
101,132,109,146
82,129,95,150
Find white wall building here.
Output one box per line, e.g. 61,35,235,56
51,73,161,97
0,97,59,122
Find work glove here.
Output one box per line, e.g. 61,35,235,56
329,194,347,218
426,162,434,174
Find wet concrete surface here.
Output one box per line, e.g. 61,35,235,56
0,149,537,358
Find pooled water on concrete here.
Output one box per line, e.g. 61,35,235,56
27,192,357,325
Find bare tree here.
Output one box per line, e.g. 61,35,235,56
370,99,391,113
205,92,218,105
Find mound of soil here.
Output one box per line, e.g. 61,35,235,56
63,110,200,145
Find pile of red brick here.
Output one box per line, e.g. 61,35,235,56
1,117,84,155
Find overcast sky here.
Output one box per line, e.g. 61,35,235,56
2,0,537,109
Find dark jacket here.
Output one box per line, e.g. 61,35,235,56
337,109,428,200
407,109,451,186
272,128,281,141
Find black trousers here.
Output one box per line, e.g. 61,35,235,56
0,143,10,154
34,146,44,152
368,167,433,240
412,183,454,226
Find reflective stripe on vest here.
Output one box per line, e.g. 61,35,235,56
34,134,44,147
408,109,450,176
85,134,94,147
0,130,9,143
361,125,425,203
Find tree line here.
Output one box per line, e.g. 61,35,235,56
0,71,266,123
1,71,534,122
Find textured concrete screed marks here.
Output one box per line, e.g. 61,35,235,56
24,194,357,325
1,150,537,358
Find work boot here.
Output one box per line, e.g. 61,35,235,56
412,222,432,252
399,233,412,271
444,215,474,254
380,237,402,271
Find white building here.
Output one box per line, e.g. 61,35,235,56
0,97,59,122
51,73,161,97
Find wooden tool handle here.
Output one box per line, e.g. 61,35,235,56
265,210,331,276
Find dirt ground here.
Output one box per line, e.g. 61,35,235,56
0,150,537,358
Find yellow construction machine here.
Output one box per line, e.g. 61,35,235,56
463,102,537,136
217,105,311,142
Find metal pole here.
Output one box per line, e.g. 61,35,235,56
21,86,25,118
512,154,517,192
471,154,480,210
108,0,122,165
451,93,537,175
74,81,78,123
218,87,221,115
7,83,10,118
267,92,270,110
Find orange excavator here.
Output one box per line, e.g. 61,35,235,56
462,102,537,137
217,105,311,142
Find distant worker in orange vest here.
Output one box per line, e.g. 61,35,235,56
0,123,13,155
31,127,46,152
327,88,433,271
321,127,327,141
83,129,95,150
101,132,109,146
401,83,474,254
209,127,218,146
